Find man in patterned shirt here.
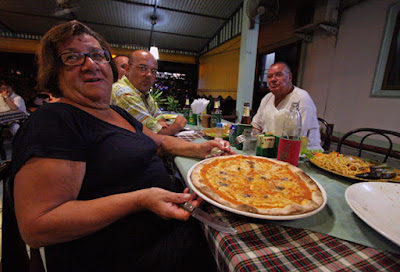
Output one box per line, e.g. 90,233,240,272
111,50,187,135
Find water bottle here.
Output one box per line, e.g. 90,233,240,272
282,102,302,140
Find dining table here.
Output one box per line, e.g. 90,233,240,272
173,125,400,272
0,109,28,126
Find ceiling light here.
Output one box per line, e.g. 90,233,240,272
150,46,159,60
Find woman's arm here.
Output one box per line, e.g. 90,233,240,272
14,157,195,248
142,126,234,158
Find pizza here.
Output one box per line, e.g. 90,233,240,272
190,155,324,216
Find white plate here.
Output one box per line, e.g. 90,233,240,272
345,182,400,246
187,158,328,220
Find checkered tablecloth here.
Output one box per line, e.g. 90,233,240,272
175,131,205,142
0,110,28,125
202,205,400,272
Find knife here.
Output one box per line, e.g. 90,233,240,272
180,202,237,234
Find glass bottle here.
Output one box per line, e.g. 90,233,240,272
183,91,190,119
281,102,302,140
211,98,221,127
240,102,251,124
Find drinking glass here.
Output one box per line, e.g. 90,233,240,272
300,129,310,153
196,113,203,131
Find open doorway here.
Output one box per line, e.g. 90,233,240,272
253,41,303,112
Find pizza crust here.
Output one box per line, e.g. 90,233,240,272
190,155,324,216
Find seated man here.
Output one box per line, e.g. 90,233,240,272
111,50,187,135
251,62,322,150
0,80,27,135
113,55,129,80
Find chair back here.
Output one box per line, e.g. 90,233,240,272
1,161,45,272
318,118,332,151
336,128,400,162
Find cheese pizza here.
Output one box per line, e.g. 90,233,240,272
190,155,324,216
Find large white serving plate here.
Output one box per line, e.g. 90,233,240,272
345,182,400,246
187,157,327,220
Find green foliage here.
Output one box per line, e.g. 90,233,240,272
166,96,181,112
150,89,167,108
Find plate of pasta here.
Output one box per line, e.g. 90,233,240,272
307,151,400,183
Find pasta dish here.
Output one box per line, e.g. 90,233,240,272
310,151,372,176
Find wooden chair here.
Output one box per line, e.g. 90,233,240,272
1,161,45,272
318,117,332,151
336,128,400,163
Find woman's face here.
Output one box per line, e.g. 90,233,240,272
58,34,113,108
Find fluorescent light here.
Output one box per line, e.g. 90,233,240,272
150,46,159,60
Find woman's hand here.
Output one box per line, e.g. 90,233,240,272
198,139,236,159
140,187,204,221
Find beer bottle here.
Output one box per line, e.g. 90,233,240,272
183,91,190,119
241,102,251,124
211,98,221,127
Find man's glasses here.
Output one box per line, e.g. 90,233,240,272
136,64,158,76
267,72,285,79
59,50,111,66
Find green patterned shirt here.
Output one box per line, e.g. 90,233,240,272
111,76,163,133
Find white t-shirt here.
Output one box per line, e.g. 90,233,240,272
251,86,323,150
10,92,27,114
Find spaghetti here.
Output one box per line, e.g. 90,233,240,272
310,151,372,176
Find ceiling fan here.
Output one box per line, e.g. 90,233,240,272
246,0,280,29
52,0,79,16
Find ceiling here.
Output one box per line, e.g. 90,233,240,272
0,0,244,55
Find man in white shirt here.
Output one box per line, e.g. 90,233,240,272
0,80,27,135
251,62,322,150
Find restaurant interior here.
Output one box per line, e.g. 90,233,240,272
0,0,399,271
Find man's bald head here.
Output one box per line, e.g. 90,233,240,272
113,55,129,79
125,50,158,93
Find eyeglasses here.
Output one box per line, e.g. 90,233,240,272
267,72,285,79
59,50,111,66
136,64,158,76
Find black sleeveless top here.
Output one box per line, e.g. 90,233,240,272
11,103,187,271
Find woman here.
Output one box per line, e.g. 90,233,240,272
12,20,232,271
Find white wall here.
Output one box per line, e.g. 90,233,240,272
302,0,400,137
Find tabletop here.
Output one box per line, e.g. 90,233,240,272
174,127,400,271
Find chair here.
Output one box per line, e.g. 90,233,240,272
318,117,332,151
336,128,400,162
1,161,45,272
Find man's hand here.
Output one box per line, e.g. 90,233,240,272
173,115,187,129
158,120,170,128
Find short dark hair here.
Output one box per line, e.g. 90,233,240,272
271,61,292,73
0,80,13,89
36,20,117,96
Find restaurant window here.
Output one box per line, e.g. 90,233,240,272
371,2,400,98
